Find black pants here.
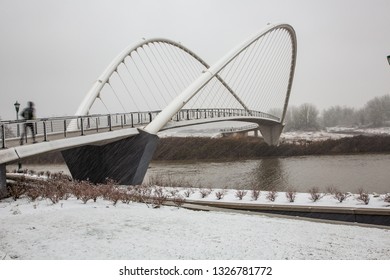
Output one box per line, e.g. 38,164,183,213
20,122,36,144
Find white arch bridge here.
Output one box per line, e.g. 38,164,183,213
0,23,297,193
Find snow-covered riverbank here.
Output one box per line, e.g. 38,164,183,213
1,195,389,260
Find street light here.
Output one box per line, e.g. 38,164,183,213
14,101,20,137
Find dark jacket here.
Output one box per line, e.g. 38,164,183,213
21,107,35,120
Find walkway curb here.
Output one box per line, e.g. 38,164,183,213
178,200,390,228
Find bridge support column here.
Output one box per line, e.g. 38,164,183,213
258,123,284,146
0,164,7,199
61,129,159,185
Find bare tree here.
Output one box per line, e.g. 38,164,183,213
321,106,356,127
364,94,390,127
290,103,320,131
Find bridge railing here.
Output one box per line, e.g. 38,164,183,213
0,111,158,149
1,108,279,149
171,108,279,122
220,123,259,133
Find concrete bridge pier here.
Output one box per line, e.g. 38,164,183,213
61,129,159,185
0,164,7,198
258,123,284,146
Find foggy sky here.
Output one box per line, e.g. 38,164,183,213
1,0,389,120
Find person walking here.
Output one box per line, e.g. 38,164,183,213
20,101,36,144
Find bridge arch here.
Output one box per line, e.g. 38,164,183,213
75,38,248,117
145,23,297,134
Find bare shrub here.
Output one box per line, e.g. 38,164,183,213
42,184,61,204
54,179,71,200
357,193,370,205
120,192,134,204
128,185,152,203
285,188,297,202
89,186,100,202
199,188,212,198
108,189,122,206
215,189,227,200
80,190,93,204
69,181,84,200
333,191,351,203
183,188,195,198
139,184,152,198
97,178,117,200
251,189,261,201
151,187,167,208
356,188,370,205
266,190,278,202
168,188,179,197
31,175,72,204
7,183,27,201
235,190,247,200
250,183,261,201
308,187,324,202
49,171,72,181
77,181,99,204
25,186,42,201
98,184,115,200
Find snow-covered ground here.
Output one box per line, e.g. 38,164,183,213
158,122,390,142
280,130,353,143
0,191,389,260
281,126,390,143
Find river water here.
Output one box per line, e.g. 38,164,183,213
9,154,390,194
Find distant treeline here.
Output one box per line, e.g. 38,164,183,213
19,135,390,164
282,94,390,131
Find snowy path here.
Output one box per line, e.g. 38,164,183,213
0,198,389,260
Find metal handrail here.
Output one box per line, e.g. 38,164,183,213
220,123,259,133
0,108,279,149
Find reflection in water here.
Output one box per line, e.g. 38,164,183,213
250,158,288,191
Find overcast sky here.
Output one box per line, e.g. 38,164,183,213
0,0,389,120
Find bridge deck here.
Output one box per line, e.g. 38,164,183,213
1,108,281,165
0,127,140,165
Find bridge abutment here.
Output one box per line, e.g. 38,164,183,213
61,129,159,185
258,123,284,146
0,164,7,198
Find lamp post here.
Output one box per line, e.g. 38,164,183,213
14,101,20,137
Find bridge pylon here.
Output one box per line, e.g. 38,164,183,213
258,123,285,146
61,129,158,185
